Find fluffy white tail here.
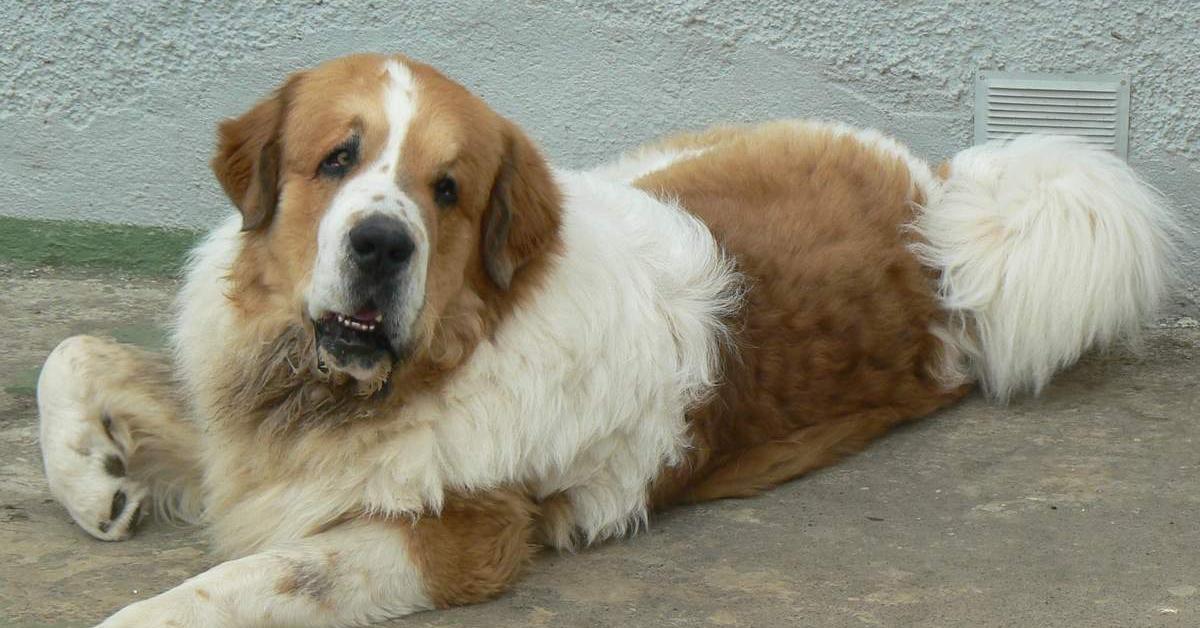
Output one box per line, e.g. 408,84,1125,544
914,135,1177,401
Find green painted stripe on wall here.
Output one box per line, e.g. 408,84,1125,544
0,217,200,276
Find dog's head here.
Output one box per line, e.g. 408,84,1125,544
212,54,560,390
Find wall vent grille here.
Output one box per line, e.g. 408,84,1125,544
974,71,1130,158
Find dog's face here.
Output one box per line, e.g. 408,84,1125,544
211,54,560,387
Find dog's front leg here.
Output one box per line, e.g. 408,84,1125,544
97,490,537,627
95,518,431,627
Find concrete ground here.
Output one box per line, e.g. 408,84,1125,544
1,262,1197,628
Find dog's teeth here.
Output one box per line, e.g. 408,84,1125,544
327,312,380,333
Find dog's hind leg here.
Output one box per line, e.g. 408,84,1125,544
37,335,203,540
654,392,967,507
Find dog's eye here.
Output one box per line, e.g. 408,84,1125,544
433,175,458,208
318,141,358,178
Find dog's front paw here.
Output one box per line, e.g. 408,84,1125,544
39,337,152,541
41,410,149,541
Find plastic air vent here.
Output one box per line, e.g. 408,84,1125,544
974,71,1130,158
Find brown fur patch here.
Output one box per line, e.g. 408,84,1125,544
400,490,538,608
636,122,970,506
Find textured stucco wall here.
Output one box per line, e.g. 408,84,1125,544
1,1,1196,313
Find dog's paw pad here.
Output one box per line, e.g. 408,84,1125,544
103,454,126,477
95,488,145,539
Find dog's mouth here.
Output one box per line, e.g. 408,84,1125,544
313,306,396,389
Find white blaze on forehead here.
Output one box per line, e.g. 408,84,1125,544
374,60,418,179
306,59,430,328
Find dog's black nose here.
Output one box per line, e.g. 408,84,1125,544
349,215,415,276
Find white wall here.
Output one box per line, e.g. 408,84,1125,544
1,1,1195,312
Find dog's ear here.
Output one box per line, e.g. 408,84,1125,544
211,75,302,231
481,121,562,290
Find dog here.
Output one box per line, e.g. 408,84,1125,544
35,53,1175,627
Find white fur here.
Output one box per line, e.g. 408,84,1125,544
308,59,428,334
173,215,242,405
912,134,1177,400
